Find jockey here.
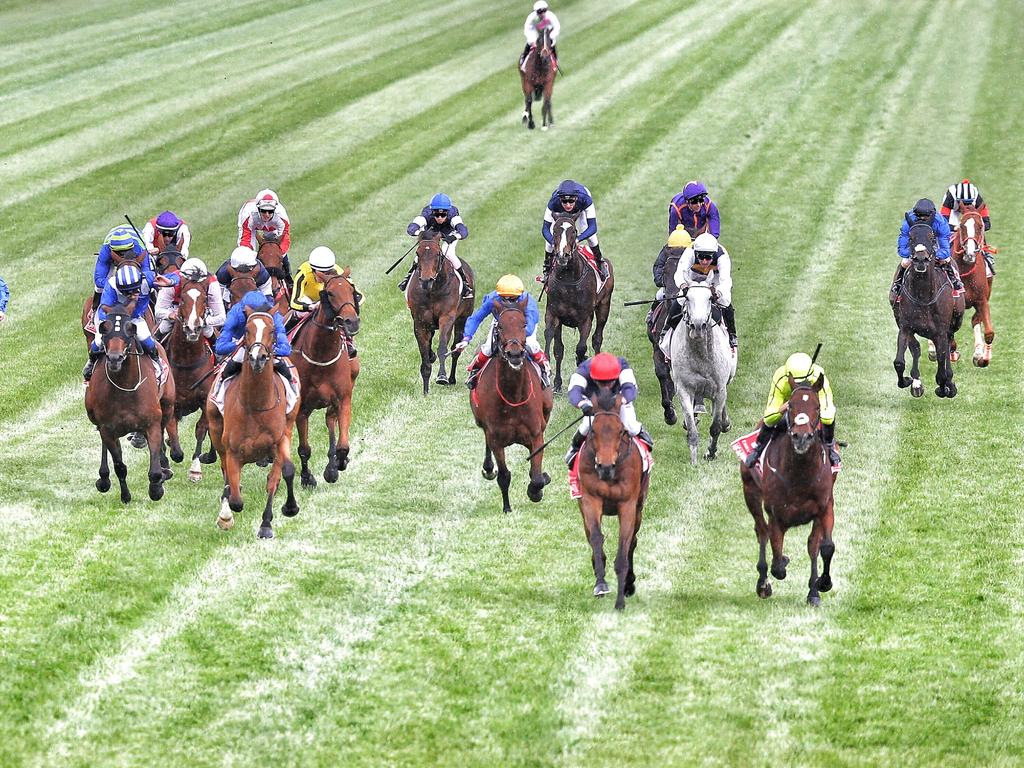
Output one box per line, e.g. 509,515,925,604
142,210,192,258
457,274,550,390
648,225,693,329
941,178,994,274
216,246,275,306
564,352,653,466
659,232,737,349
744,351,839,469
400,193,473,299
521,1,560,65
154,257,226,343
0,273,8,322
289,245,362,354
543,179,606,279
214,290,293,387
92,225,172,311
668,181,721,238
237,188,293,292
83,264,163,381
892,198,961,296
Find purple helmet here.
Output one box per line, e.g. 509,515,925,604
682,181,708,201
155,210,181,233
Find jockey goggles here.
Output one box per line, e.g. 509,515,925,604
431,209,449,217
686,194,707,204
559,195,578,205
695,251,715,261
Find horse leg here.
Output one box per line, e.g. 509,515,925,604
96,444,111,493
259,458,281,540
103,432,131,504
894,328,912,389
542,85,554,128
654,344,676,425
324,404,343,481
165,406,183,463
575,315,593,366
580,496,609,597
146,420,166,501
677,389,699,466
481,442,496,481
768,517,789,580
189,413,208,483
493,444,513,514
907,335,924,398
817,500,835,593
592,294,611,354
705,390,726,461
296,410,316,489
449,316,468,384
545,314,565,392
614,502,637,611
625,505,642,598
415,325,433,395
934,334,955,398
435,318,454,385
744,481,771,598
523,91,535,130
805,518,825,606
224,451,244,516
526,434,550,503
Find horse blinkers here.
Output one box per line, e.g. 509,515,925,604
101,312,135,370
319,276,360,336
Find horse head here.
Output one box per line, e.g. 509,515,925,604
416,230,445,291
785,379,823,455
111,250,142,270
99,304,136,372
177,276,209,343
495,304,527,370
679,282,715,338
551,214,579,272
258,238,285,278
319,268,361,337
243,309,275,373
156,247,183,275
589,391,632,482
908,223,937,273
954,207,984,265
228,267,259,307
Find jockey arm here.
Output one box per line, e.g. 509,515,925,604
706,202,721,238
547,12,561,43
255,265,275,298
214,306,244,355
177,224,192,258
933,216,952,260
523,293,540,336
577,196,598,242
276,207,292,254
289,265,317,311
141,220,158,254
407,212,427,237
541,206,556,245
272,313,291,357
450,208,469,241
238,215,255,249
462,293,498,341
206,279,226,328
670,249,695,294
154,285,177,321
653,245,672,287
897,221,912,260
714,249,732,306
524,13,539,44
93,247,113,290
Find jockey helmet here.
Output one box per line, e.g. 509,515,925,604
912,198,936,221
115,264,143,294
682,180,708,202
590,352,622,381
255,189,279,213
667,225,692,249
534,1,549,11
692,232,719,259
230,245,258,269
429,193,452,214
180,257,208,278
784,352,815,382
106,225,139,253
954,179,978,204
155,210,181,235
242,290,272,311
496,274,525,298
308,245,337,271
556,179,579,199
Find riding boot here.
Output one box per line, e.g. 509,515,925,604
83,348,102,381
564,430,587,467
890,263,907,298
90,291,102,312
591,243,609,280
658,300,683,350
465,350,490,390
456,266,474,300
520,43,531,67
221,360,242,381
398,263,416,292
345,335,358,358
637,429,654,450
984,252,996,276
531,350,552,389
721,303,738,349
744,422,775,468
273,359,292,382
939,259,964,292
645,300,658,331
144,343,165,379
822,421,841,467
281,254,295,293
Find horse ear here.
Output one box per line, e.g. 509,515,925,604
98,320,110,334
342,266,351,278
787,374,798,391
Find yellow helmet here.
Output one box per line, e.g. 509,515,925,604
667,225,692,249
496,274,525,297
784,352,814,381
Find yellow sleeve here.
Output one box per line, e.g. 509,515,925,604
763,366,790,426
818,370,836,424
289,268,310,310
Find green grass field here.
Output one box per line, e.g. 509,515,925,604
1,1,1023,765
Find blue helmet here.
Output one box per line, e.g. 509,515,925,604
682,180,708,201
429,193,452,212
115,264,143,294
106,225,140,253
556,180,579,199
242,290,272,311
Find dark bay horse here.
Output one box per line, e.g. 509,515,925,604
226,269,260,310
576,389,650,611
520,26,555,130
950,205,995,366
84,305,176,503
739,380,835,605
205,309,300,538
544,214,613,392
893,223,963,398
257,236,292,316
406,230,474,394
470,305,553,514
291,269,361,488
164,275,217,482
647,248,686,424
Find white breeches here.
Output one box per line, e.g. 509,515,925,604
576,402,641,437
95,316,150,347
157,316,215,337
655,287,665,300
480,319,541,356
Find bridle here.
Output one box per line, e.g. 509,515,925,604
300,275,358,367
586,410,635,472
679,283,717,334
415,238,448,286
175,277,209,345
100,310,148,392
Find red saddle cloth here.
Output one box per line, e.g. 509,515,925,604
568,437,653,499
731,430,840,475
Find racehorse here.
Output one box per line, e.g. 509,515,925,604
668,283,734,465
647,250,686,425
893,223,963,398
205,308,300,538
406,229,474,395
163,274,217,482
520,26,555,130
226,269,260,309
950,205,995,366
544,213,613,392
469,305,553,514
739,380,835,605
575,388,650,611
290,269,361,488
84,304,176,503
257,235,292,316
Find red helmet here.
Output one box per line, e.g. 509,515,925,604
590,352,622,381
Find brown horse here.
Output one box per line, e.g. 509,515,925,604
257,236,292,317
205,309,300,538
544,214,614,392
84,305,176,503
950,205,995,366
520,26,555,130
164,275,217,482
740,380,835,605
291,269,361,488
575,388,650,611
470,305,553,514
894,223,964,398
406,229,474,394
226,269,260,309
647,246,686,424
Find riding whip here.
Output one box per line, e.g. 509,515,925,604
526,413,584,461
385,241,418,275
188,359,224,390
123,214,147,246
623,299,656,307
810,342,823,365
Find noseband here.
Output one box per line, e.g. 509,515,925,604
588,411,634,469
317,275,359,330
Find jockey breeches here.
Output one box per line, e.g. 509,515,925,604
481,320,541,356
577,402,642,437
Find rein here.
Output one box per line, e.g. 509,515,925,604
494,307,535,407
900,264,950,307
104,349,149,393
585,412,635,468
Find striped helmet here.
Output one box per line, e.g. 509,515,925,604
115,264,143,294
952,179,978,204
255,189,279,212
106,225,139,253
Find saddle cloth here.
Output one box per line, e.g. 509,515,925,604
469,355,545,407
520,48,558,73
568,437,653,500
209,364,300,415
731,430,840,475
577,243,609,294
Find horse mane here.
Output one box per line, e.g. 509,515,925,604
595,385,618,412
420,227,442,241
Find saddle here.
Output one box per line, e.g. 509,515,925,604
577,244,609,293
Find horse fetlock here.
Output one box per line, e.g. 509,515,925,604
229,499,244,514
816,574,833,592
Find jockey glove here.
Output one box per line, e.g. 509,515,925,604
580,399,594,417
443,233,458,244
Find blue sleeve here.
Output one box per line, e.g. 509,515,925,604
0,277,8,312
897,222,910,257
133,290,150,319
97,282,118,318
578,213,597,242
566,361,590,406
94,246,112,289
619,359,638,403
406,221,421,236
256,266,271,284
934,217,952,260
139,249,161,287
455,221,469,239
216,264,231,285
542,218,554,245
463,294,495,340
274,314,291,356
215,308,242,354
524,294,539,336
708,203,721,238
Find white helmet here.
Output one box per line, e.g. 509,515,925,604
255,189,279,212
534,0,549,11
308,245,336,271
230,246,257,268
180,257,208,277
692,232,719,255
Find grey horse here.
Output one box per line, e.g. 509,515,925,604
663,283,735,464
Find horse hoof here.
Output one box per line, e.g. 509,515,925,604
553,384,563,394
301,473,318,489
120,490,132,504
946,383,958,398
149,483,164,501
807,593,821,607
663,409,677,426
188,470,202,483
323,466,339,484
129,433,147,449
481,468,497,481
816,575,833,593
216,515,234,531
256,458,270,468
897,376,911,388
594,582,611,597
624,581,636,597
950,351,960,363
703,450,717,462
542,472,551,485
935,386,946,398
257,526,274,540
541,125,548,132
911,383,924,398
757,582,772,599
281,502,299,518
615,598,625,611
435,375,450,386
170,448,184,463
771,557,789,580
199,451,217,465
927,350,937,362
96,477,111,493
978,358,990,368
162,468,173,481
527,485,543,503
